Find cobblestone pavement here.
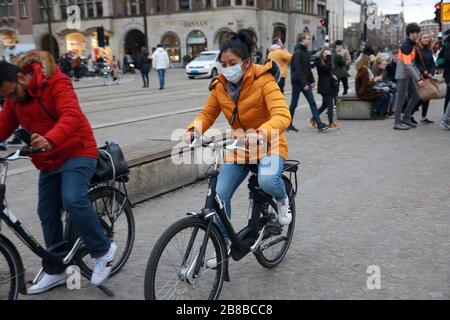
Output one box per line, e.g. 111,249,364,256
1,69,449,300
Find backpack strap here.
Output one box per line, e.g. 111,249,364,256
37,96,58,122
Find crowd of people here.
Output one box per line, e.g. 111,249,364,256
265,23,450,132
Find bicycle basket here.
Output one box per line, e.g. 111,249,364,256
92,141,129,184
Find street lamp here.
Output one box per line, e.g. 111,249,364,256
141,0,149,49
44,0,55,58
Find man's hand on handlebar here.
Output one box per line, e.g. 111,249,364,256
31,134,53,152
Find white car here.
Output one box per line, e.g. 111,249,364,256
186,51,221,79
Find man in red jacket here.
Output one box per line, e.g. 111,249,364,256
0,51,117,294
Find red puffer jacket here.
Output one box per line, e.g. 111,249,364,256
0,51,98,171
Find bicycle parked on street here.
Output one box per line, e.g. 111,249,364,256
0,147,135,300
144,136,299,300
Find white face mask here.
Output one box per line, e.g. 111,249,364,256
222,63,244,84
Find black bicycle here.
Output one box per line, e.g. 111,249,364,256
0,147,135,300
144,137,299,300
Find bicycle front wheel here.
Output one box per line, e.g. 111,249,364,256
144,217,226,300
0,238,20,300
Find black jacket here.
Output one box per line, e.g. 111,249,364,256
384,61,397,83
316,58,338,96
414,47,436,76
291,43,315,87
139,52,152,73
438,41,450,82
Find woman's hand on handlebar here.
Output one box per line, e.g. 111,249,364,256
245,132,265,148
184,131,195,145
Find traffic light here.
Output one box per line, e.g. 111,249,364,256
97,26,106,48
434,3,441,24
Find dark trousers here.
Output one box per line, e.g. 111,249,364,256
338,77,349,94
413,100,431,118
38,157,111,274
318,94,335,124
444,83,450,113
375,93,391,116
141,72,149,87
278,78,286,94
289,82,322,125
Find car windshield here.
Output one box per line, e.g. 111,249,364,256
194,54,217,62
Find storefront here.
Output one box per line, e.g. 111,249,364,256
161,32,181,63
89,30,111,61
65,32,87,57
0,31,16,47
187,30,207,58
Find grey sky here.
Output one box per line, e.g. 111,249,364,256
373,0,440,23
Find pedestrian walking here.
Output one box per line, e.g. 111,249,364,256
393,23,425,130
267,38,292,94
111,55,121,84
139,47,152,88
413,32,436,124
316,48,340,129
289,33,328,132
71,56,82,82
152,44,170,90
334,40,352,95
437,29,450,128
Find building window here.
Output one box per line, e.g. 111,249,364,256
1,0,15,18
179,0,189,10
246,0,254,6
236,0,242,5
216,0,230,7
19,0,28,17
318,4,325,17
60,0,104,20
273,0,283,11
39,0,54,21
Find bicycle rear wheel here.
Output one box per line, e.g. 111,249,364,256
254,177,296,269
0,238,20,300
144,217,226,300
69,187,135,278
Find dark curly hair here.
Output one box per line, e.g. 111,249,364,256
219,29,257,61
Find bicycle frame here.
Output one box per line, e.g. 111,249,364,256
0,160,87,271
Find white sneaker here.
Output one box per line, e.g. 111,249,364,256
27,272,68,295
277,197,292,226
91,243,117,286
206,240,231,269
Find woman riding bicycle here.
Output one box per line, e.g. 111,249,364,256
184,29,292,231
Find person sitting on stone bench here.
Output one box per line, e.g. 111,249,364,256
355,54,391,119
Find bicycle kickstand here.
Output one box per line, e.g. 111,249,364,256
97,284,115,297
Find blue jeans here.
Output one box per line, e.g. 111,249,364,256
38,157,111,259
215,155,287,238
289,82,322,125
157,69,166,89
141,72,149,87
375,92,391,115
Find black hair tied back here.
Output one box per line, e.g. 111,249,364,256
219,29,257,61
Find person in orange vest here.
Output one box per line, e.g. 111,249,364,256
267,38,293,94
393,23,425,130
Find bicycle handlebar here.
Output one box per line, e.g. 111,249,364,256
0,146,45,162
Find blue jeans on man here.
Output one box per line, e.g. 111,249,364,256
289,82,323,126
38,157,111,273
157,69,166,89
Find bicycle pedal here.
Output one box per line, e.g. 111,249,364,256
266,222,282,236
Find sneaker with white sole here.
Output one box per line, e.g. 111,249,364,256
27,272,68,295
277,197,292,226
91,243,117,286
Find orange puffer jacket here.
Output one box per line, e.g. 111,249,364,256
188,61,291,163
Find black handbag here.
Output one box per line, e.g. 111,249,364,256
92,141,129,183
